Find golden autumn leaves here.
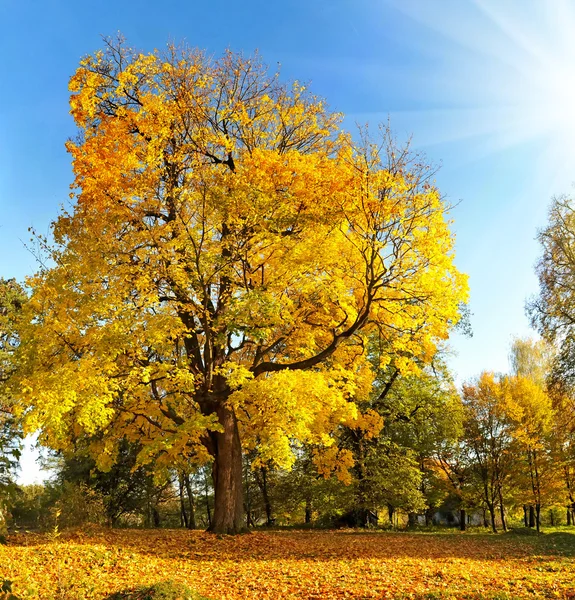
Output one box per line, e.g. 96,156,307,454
3,528,574,599
9,39,468,531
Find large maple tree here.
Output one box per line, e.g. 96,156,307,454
13,39,468,533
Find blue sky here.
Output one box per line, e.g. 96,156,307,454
2,0,573,483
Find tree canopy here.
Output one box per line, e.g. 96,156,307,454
9,38,468,532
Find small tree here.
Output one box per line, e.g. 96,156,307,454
0,279,25,533
462,373,515,532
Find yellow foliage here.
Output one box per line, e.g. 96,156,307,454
11,41,468,489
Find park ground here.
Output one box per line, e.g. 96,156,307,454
2,528,575,599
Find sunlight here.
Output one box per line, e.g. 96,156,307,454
386,0,575,185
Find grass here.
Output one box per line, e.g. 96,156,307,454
2,527,575,599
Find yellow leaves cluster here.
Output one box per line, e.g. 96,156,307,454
229,370,357,470
351,409,384,440
12,40,469,479
501,375,553,448
312,446,355,484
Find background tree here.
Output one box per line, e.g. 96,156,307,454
12,39,468,533
0,279,25,534
462,372,514,532
529,195,575,389
502,375,557,531
383,363,464,525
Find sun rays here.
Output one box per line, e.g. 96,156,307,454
377,0,575,187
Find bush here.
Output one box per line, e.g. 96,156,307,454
507,527,540,536
105,581,208,600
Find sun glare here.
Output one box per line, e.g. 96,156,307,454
388,0,575,187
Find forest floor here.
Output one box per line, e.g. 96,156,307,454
2,527,575,599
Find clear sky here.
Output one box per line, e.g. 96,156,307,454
2,0,574,483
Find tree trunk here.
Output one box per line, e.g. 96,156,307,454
152,506,161,528
498,489,507,532
305,499,312,524
529,505,535,528
459,509,466,531
567,507,572,526
254,466,274,526
209,406,244,534
183,473,196,529
179,474,189,528
482,507,488,528
523,505,528,527
535,503,541,533
487,502,497,533
204,469,212,529
408,512,417,528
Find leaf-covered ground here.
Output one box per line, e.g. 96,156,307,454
2,528,575,599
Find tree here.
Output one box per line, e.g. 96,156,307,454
506,338,563,531
0,279,25,532
529,196,575,388
383,363,464,524
56,438,171,527
502,375,557,531
462,373,514,532
12,38,468,533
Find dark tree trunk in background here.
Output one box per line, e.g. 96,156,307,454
487,502,497,533
179,474,189,528
408,513,417,528
204,468,212,529
152,506,161,528
254,466,274,526
183,473,196,529
209,405,244,534
523,505,528,527
305,499,312,524
529,505,536,528
567,508,572,526
498,490,507,532
459,509,466,531
535,503,541,533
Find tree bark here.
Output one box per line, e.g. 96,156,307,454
254,466,274,526
535,503,541,533
567,507,572,526
152,506,161,528
523,505,528,527
179,474,189,528
459,509,466,531
209,405,244,534
487,502,497,533
305,499,312,524
183,473,196,529
498,489,507,532
529,505,535,528
204,469,212,529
